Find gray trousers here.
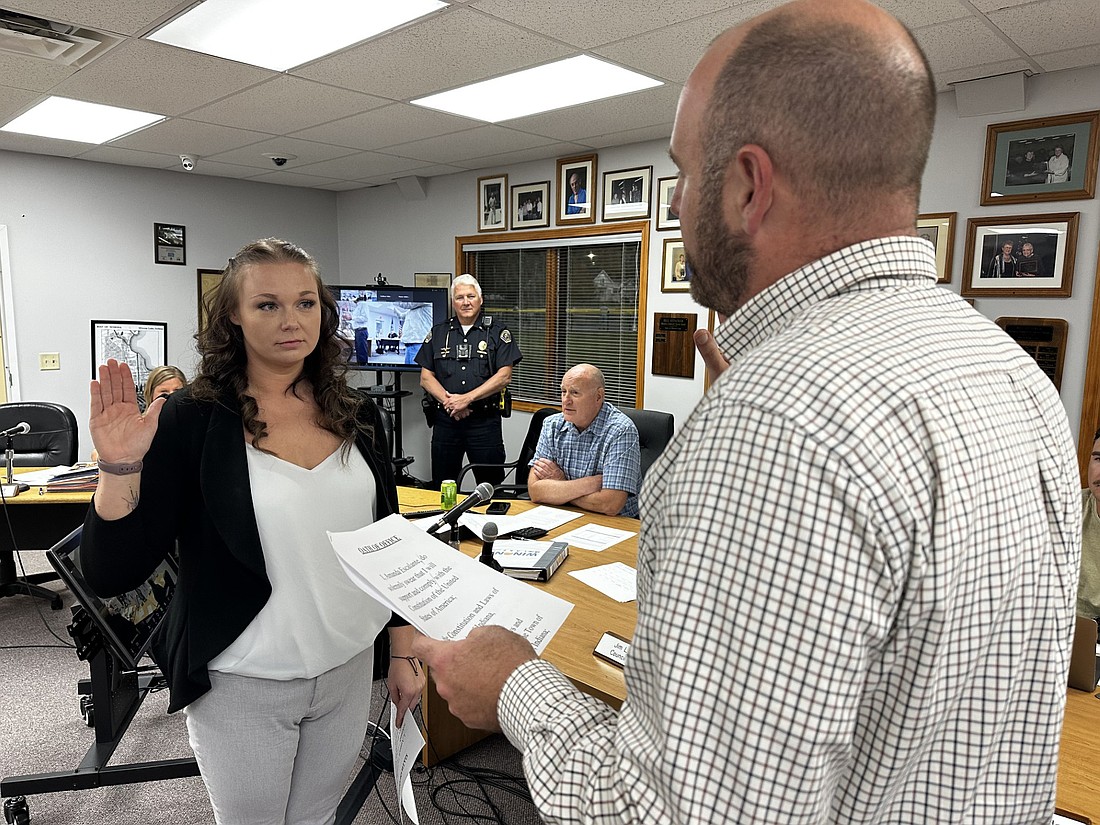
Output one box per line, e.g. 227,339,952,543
184,647,375,825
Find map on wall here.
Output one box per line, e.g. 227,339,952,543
90,319,167,385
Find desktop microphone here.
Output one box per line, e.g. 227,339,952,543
478,521,503,572
0,422,30,438
426,481,495,535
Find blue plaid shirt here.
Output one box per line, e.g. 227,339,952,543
530,402,641,517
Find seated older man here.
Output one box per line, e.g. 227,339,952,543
528,364,640,517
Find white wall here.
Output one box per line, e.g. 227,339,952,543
0,151,339,454
924,65,1100,439
1,64,1096,476
337,64,1100,477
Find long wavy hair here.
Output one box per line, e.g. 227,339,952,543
191,238,366,453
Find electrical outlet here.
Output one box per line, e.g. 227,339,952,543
39,352,60,371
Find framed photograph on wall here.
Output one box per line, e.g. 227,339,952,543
917,212,956,284
91,319,167,386
961,212,1079,298
656,175,679,230
414,272,452,289
477,174,507,232
980,110,1099,205
511,181,550,229
602,166,652,222
556,153,596,225
154,222,185,265
197,267,224,334
661,237,689,293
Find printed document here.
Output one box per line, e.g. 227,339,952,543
329,514,573,653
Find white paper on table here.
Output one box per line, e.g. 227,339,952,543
389,702,424,824
569,562,637,602
14,465,72,485
328,513,573,653
516,506,584,530
554,523,636,552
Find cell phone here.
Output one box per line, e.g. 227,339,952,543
486,501,511,515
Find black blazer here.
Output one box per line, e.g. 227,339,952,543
82,387,400,712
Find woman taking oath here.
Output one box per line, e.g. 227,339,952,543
81,238,423,825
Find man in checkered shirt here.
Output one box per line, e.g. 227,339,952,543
527,363,641,518
414,0,1081,821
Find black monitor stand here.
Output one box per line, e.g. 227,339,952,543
368,371,424,487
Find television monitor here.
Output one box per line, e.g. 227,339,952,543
327,284,450,372
47,526,177,669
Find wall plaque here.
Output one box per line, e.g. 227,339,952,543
651,312,696,379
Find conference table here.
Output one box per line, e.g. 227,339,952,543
3,480,1096,818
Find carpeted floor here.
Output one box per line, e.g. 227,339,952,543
1,550,542,824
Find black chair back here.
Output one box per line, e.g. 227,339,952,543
0,402,78,466
513,407,558,487
373,403,395,455
621,407,674,480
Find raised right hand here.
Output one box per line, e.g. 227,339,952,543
89,360,165,464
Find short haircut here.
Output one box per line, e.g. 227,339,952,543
451,273,482,302
703,8,935,216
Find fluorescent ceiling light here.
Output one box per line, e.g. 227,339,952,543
412,55,662,122
0,97,164,143
149,0,448,72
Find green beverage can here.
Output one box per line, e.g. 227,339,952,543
440,480,457,511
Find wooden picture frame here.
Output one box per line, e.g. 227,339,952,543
414,272,452,288
602,166,652,223
661,237,689,293
917,212,956,284
980,110,1099,206
477,174,507,233
197,267,224,334
556,153,596,225
656,175,679,230
961,212,1079,298
154,222,185,265
511,181,550,229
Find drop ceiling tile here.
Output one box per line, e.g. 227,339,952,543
290,151,427,180
111,118,271,156
462,142,589,171
0,52,77,93
294,7,571,101
584,123,674,149
1036,43,1100,72
0,131,89,157
316,180,373,191
3,0,183,35
291,103,481,152
391,125,555,165
594,3,777,84
967,0,1041,10
470,0,751,50
912,17,1015,75
872,0,972,30
51,39,274,116
0,85,41,123
507,84,682,143
170,159,271,180
988,0,1100,55
207,136,359,169
245,169,344,189
75,144,178,169
185,76,390,136
934,58,1033,91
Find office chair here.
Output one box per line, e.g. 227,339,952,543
456,407,557,497
0,401,79,609
621,407,674,480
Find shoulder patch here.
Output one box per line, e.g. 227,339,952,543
500,329,512,343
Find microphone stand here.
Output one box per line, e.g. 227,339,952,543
1,434,22,498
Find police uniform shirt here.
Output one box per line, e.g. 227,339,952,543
415,313,521,395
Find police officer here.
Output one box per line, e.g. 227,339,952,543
416,274,521,489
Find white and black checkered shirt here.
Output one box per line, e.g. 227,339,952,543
499,237,1080,823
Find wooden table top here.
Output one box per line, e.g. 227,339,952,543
398,487,635,707
1058,686,1100,822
